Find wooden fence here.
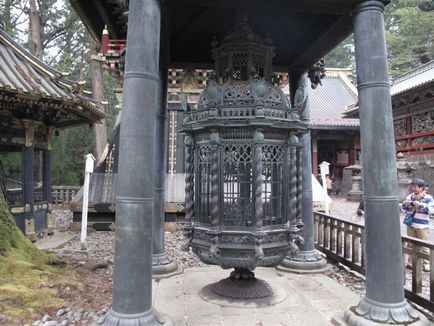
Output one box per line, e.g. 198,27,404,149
314,211,434,312
52,186,81,207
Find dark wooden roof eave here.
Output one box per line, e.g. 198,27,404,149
71,0,387,70
0,89,106,126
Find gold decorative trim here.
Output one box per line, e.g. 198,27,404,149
10,206,25,214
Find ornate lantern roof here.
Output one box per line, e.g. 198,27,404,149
180,18,307,299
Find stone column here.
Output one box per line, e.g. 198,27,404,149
100,0,173,324
281,73,327,272
344,1,421,324
152,6,179,275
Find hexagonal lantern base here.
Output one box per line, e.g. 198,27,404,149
210,268,273,299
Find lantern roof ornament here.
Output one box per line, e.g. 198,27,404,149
211,12,275,83
183,15,299,127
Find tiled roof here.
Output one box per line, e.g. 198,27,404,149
308,75,359,128
0,28,105,125
343,61,434,118
391,60,434,96
282,72,358,128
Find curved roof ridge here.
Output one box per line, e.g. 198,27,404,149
393,60,434,85
0,28,106,124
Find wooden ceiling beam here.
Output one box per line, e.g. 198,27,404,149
289,14,353,70
167,0,356,15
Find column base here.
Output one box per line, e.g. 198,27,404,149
152,253,183,278
99,308,174,326
332,296,428,325
278,250,328,273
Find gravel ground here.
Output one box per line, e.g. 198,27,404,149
27,205,432,325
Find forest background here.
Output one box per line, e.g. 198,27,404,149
0,0,433,185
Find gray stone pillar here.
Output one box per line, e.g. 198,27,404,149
344,1,421,324
100,0,173,324
152,8,179,275
281,73,327,272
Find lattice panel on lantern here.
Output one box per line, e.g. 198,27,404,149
221,129,254,141
197,145,213,224
218,55,229,78
252,52,265,77
262,144,285,226
222,144,253,227
232,53,248,80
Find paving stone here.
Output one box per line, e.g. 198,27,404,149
256,312,298,326
220,313,258,326
187,315,222,326
185,295,222,317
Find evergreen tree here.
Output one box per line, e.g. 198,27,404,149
385,0,434,76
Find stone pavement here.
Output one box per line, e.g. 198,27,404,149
34,231,77,250
152,266,361,326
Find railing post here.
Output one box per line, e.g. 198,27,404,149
337,222,344,257
344,225,351,259
430,249,434,302
412,244,423,294
330,220,337,253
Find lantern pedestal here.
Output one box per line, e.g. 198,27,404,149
210,268,273,299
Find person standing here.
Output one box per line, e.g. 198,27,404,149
401,178,433,271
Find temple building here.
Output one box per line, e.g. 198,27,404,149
0,28,105,240
345,60,434,161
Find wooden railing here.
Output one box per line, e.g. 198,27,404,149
52,186,81,207
314,211,434,312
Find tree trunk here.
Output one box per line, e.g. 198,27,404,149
3,0,13,35
91,39,107,162
28,0,42,57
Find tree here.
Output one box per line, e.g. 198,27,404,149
385,0,434,76
28,0,42,56
324,1,433,77
324,36,355,69
91,39,107,161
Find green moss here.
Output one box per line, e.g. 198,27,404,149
0,191,65,323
